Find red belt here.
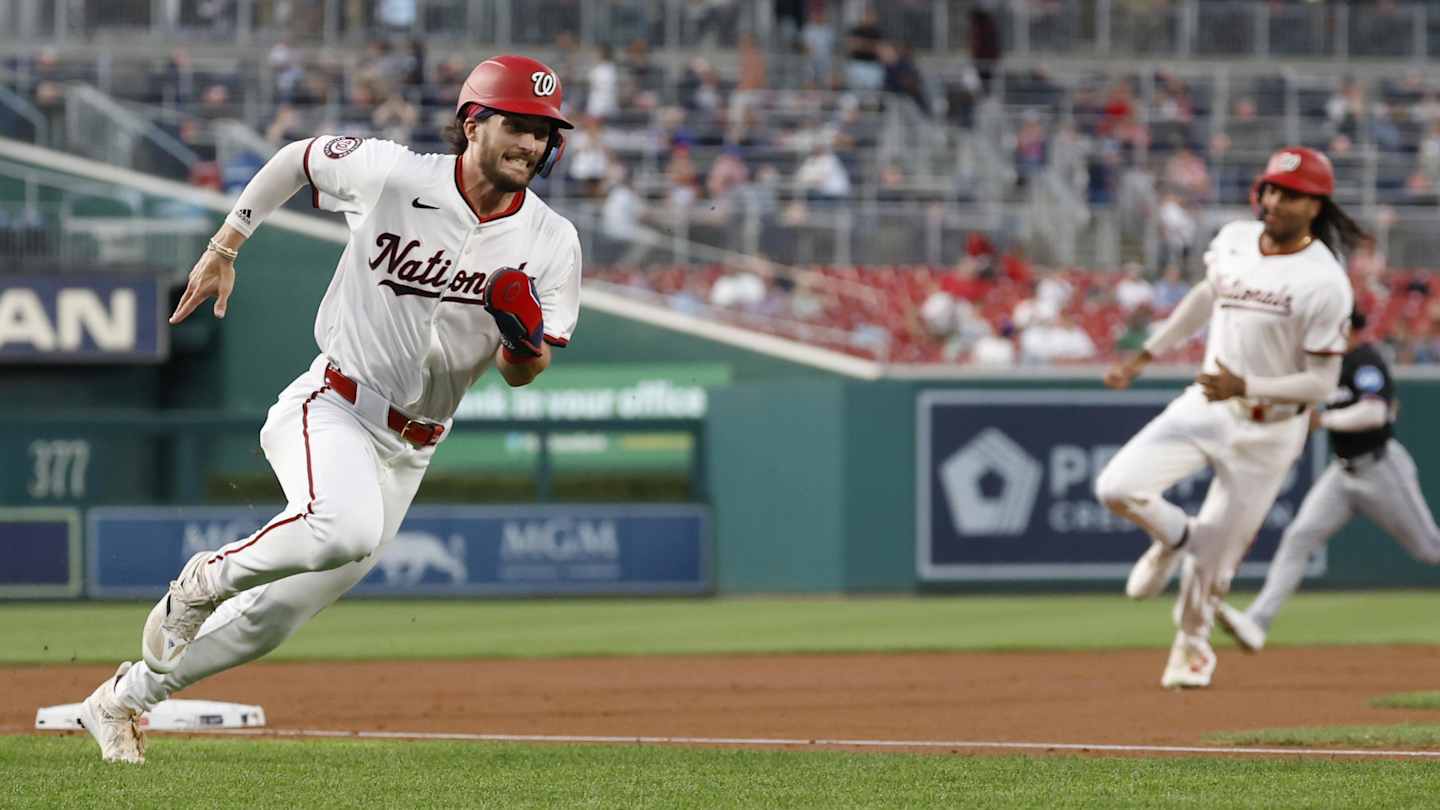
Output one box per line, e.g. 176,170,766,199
1249,403,1306,423
323,364,445,448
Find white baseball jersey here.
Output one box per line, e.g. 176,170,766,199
1200,220,1352,386
302,134,582,421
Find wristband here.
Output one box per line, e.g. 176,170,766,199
208,239,239,261
501,345,539,365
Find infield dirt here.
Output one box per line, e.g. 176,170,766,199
4,646,1439,746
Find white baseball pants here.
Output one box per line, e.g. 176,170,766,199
1248,439,1440,630
115,355,437,713
1095,387,1309,639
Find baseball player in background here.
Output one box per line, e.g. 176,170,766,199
1096,146,1363,689
1216,309,1440,652
74,55,582,763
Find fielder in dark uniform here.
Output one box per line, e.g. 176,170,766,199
1217,310,1440,651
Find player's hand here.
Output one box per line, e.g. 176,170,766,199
1197,359,1246,402
484,267,544,358
1103,363,1137,390
1103,351,1150,390
1308,408,1323,432
170,249,236,324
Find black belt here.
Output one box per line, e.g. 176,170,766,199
1339,444,1387,473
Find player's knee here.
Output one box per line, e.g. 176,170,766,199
1093,472,1133,515
1415,543,1440,566
305,499,385,569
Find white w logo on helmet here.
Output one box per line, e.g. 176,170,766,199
1267,152,1302,174
530,71,557,97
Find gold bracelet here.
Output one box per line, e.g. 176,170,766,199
207,238,239,261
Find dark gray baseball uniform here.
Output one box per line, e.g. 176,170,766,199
1247,343,1440,630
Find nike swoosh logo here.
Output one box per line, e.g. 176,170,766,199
411,197,440,210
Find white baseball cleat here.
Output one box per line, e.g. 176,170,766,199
1160,633,1216,689
142,551,220,674
1125,539,1187,599
1216,601,1267,653
76,662,146,764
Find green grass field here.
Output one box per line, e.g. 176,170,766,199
3,591,1439,665
6,593,1440,808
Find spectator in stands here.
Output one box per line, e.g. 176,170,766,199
264,104,307,145
599,165,656,266
31,73,65,150
161,48,196,107
666,145,702,208
1151,265,1189,312
774,0,806,48
1114,262,1154,313
881,42,929,114
971,322,1017,367
737,32,767,93
1114,303,1155,354
1225,96,1268,153
939,252,994,303
706,145,750,213
1099,79,1144,148
1150,72,1194,151
849,321,891,357
338,80,379,136
710,268,768,311
800,5,837,90
371,87,418,145
1014,110,1049,188
1327,78,1365,144
624,39,664,110
920,292,995,362
403,38,426,88
565,114,614,193
376,0,417,32
198,83,233,120
268,42,304,105
845,8,886,92
685,0,739,48
794,138,852,203
1162,141,1211,204
1414,91,1440,129
968,2,1002,96
586,45,620,121
1157,192,1197,270
1020,312,1097,365
678,58,724,119
875,162,910,203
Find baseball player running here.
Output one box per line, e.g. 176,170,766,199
1095,146,1363,689
74,55,582,763
1216,309,1440,652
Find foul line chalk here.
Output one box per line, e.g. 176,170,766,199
197,728,1440,759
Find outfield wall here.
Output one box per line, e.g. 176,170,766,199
708,377,1440,594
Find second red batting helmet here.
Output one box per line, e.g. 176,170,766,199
455,55,573,129
1254,146,1335,198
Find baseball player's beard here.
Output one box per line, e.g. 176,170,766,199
480,150,533,193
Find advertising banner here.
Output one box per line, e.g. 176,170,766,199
88,504,710,598
917,390,1327,582
0,274,166,362
0,507,82,597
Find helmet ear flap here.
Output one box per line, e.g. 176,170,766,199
535,130,565,178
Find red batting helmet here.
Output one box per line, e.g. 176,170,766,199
1254,146,1335,198
455,55,573,129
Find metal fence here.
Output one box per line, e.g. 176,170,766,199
3,1,1439,61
